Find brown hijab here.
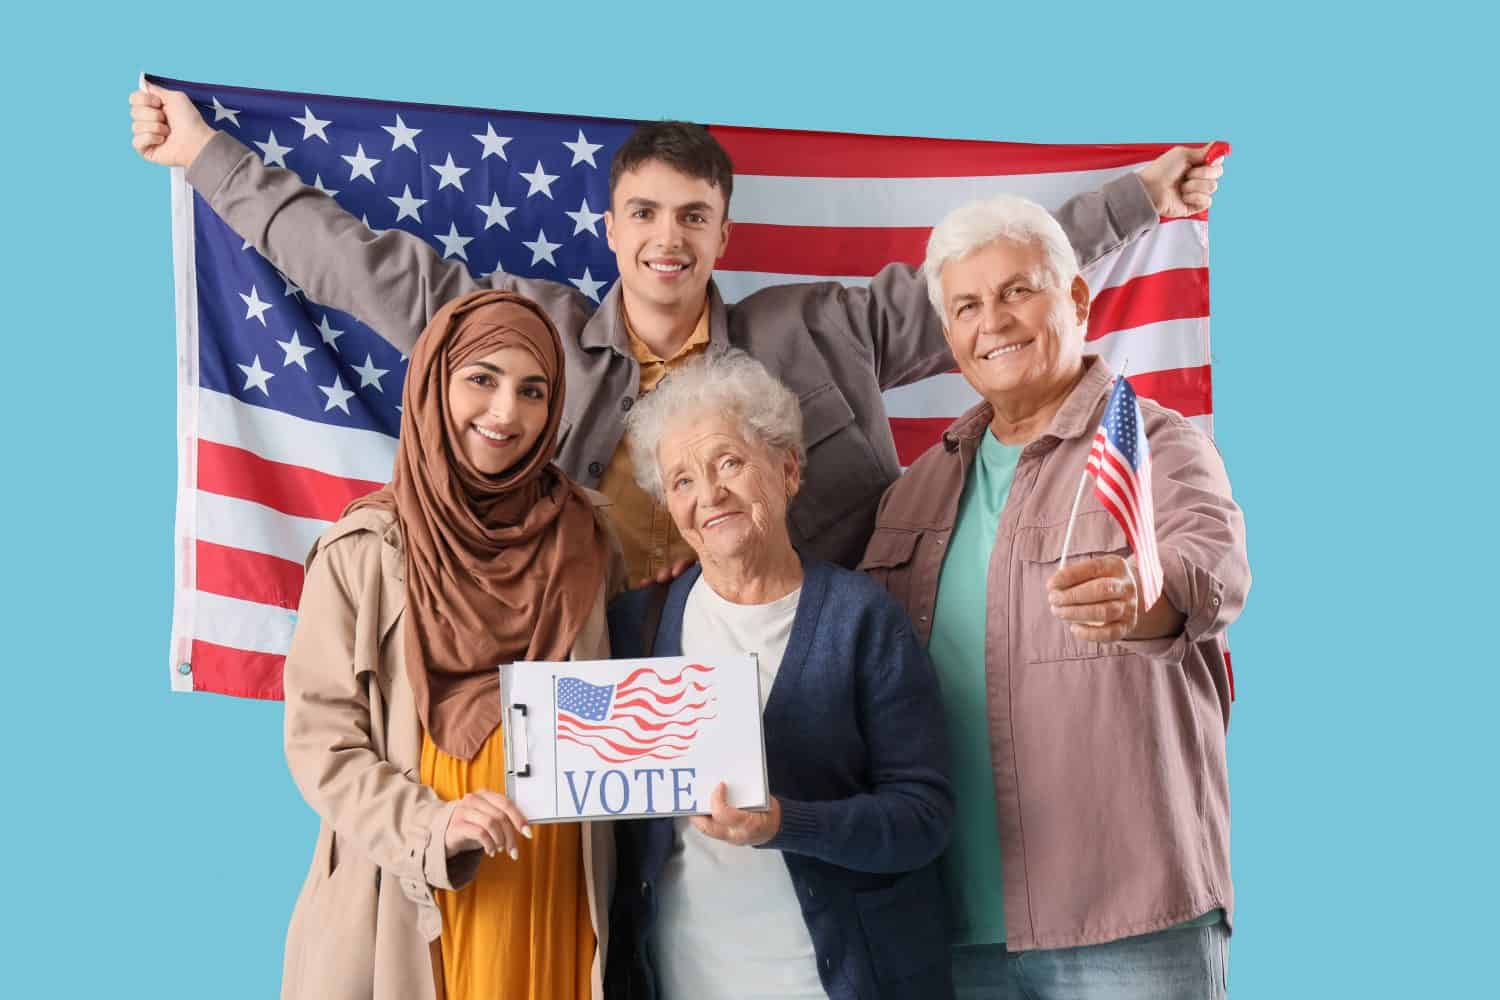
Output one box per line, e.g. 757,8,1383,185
348,290,608,760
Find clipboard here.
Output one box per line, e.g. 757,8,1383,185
498,654,769,822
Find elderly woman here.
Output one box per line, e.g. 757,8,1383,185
604,349,954,1000
860,196,1250,1000
280,290,621,1000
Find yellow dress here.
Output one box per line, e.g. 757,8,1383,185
421,728,594,1000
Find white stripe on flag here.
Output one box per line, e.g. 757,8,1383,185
194,590,298,655
197,490,331,566
198,388,397,484
733,164,1145,227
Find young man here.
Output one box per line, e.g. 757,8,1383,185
130,83,1222,580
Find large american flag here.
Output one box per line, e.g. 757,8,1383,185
556,663,717,764
156,74,1215,699
1086,376,1165,608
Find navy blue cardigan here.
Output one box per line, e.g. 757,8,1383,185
604,556,954,1000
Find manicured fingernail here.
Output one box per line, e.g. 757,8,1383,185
521,825,533,839
509,847,519,861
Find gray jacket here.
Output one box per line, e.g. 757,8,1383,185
187,131,1158,567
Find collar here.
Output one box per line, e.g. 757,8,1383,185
580,280,728,356
942,354,1117,452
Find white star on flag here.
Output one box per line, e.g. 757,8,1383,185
317,314,345,347
562,129,604,168
311,174,340,198
388,185,428,223
276,331,316,370
239,285,272,325
522,228,562,266
430,154,470,192
382,114,422,153
237,355,274,395
351,354,391,391
435,223,474,261
280,272,303,297
477,193,517,230
361,214,385,235
254,131,292,168
319,376,355,414
472,123,513,161
520,161,559,199
291,105,332,142
342,144,381,183
566,198,604,237
570,268,606,302
210,96,241,126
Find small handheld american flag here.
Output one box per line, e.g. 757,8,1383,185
1083,376,1164,608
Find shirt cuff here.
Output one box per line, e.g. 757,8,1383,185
763,797,821,855
1104,172,1161,242
185,129,251,197
422,800,482,891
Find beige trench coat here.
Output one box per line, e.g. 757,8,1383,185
279,505,622,1000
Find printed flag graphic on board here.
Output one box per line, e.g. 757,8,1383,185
156,74,1217,699
1085,376,1165,608
556,664,718,764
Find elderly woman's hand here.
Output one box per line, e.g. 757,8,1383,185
444,790,532,860
1046,555,1140,643
691,781,782,847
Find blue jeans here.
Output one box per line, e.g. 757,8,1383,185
951,922,1229,1000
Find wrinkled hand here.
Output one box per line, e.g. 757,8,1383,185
443,789,532,860
1047,555,1139,643
129,77,216,169
690,782,781,847
1137,143,1225,217
634,557,696,590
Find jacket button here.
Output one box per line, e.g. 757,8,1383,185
806,885,815,899
588,461,603,478
918,615,928,623
621,396,634,412
640,881,651,897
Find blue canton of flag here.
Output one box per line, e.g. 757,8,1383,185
174,77,638,440
557,677,615,723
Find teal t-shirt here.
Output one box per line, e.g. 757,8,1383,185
928,429,1022,946
927,429,1222,945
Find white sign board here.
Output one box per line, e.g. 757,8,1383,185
499,654,769,822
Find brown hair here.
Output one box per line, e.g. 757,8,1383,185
608,120,735,211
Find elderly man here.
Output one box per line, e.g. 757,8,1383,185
129,81,1221,581
860,196,1249,999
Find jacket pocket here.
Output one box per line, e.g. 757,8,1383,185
857,526,921,610
853,865,950,984
1015,511,1130,663
790,383,890,540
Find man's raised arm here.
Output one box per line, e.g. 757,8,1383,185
819,146,1225,392
130,81,563,355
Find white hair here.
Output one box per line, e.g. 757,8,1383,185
625,348,805,502
922,195,1080,318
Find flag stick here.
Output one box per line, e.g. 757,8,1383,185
1058,467,1091,566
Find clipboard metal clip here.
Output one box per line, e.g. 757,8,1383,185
507,703,532,778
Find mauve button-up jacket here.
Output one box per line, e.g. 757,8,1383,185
859,357,1250,951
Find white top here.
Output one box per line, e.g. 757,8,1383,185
650,576,825,1000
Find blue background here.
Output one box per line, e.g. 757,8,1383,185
4,2,1490,995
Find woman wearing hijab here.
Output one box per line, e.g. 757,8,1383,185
278,290,620,1000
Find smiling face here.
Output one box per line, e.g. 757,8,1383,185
446,345,551,475
605,159,732,317
656,410,799,569
939,237,1091,407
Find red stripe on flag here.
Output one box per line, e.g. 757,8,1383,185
1127,366,1212,418
196,540,305,610
1087,268,1209,340
710,127,1181,178
188,639,285,700
197,440,384,522
720,224,929,276
891,417,951,466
